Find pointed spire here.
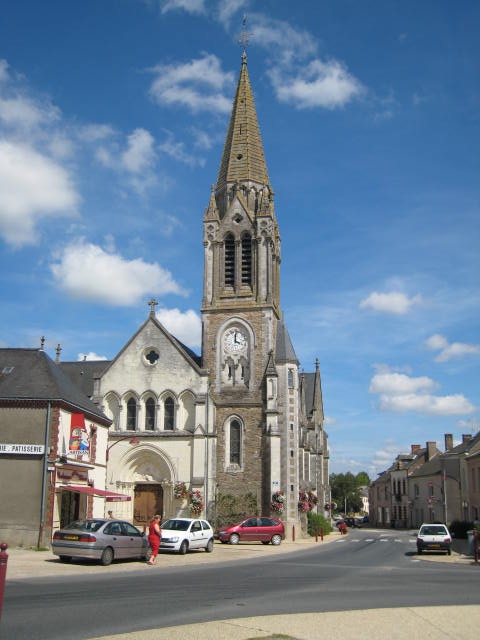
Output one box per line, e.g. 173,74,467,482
204,184,219,221
215,53,271,216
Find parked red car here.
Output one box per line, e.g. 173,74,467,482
217,516,285,545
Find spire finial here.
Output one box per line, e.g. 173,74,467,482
238,14,252,60
148,297,158,317
55,344,62,363
40,336,45,350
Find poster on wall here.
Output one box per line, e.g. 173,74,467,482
69,413,90,458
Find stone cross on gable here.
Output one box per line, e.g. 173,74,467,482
148,297,158,317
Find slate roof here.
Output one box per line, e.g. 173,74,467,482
0,348,110,423
59,360,110,398
275,319,298,364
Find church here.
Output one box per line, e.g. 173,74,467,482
84,51,329,535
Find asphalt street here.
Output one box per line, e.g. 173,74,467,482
2,529,478,640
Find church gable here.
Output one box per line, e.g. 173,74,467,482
100,317,205,399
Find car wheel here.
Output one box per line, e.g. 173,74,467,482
261,541,270,545
447,548,452,556
271,534,282,546
229,533,240,545
205,538,214,553
179,540,188,555
100,547,114,566
59,555,72,563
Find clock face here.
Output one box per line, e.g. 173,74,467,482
224,328,247,353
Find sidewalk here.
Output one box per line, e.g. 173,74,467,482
3,530,476,580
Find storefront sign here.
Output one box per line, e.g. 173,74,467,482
0,443,45,455
69,413,90,457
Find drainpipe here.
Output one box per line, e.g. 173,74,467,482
38,401,51,548
204,384,210,520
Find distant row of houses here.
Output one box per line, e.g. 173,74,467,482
369,432,480,528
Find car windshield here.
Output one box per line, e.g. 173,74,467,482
420,525,447,535
162,519,191,531
64,519,105,532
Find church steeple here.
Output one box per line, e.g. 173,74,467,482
215,52,272,219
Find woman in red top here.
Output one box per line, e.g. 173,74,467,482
147,514,161,565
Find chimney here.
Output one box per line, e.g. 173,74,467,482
426,441,437,461
444,434,453,451
411,444,421,454
462,434,472,444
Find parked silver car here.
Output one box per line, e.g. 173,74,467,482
160,517,214,554
52,518,148,566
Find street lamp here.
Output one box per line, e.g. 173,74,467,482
106,436,139,461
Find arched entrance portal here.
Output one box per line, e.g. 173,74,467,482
133,484,164,526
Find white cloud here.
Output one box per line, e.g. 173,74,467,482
0,141,79,247
78,352,108,361
217,0,250,27
156,307,201,348
269,58,364,110
426,333,480,362
246,13,318,63
80,123,116,142
148,54,234,114
324,416,337,426
50,240,187,306
0,59,9,82
377,393,475,416
369,368,476,416
159,130,205,167
359,291,422,314
121,128,156,173
369,372,437,396
160,0,206,14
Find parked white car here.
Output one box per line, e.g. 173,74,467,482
416,523,452,555
160,517,214,554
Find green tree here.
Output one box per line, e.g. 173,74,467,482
330,471,370,514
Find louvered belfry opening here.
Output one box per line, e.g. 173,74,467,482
224,233,235,286
241,233,252,286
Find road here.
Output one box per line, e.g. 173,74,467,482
3,529,479,640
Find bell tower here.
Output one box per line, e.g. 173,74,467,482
201,52,281,510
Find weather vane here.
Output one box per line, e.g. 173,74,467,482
237,14,253,54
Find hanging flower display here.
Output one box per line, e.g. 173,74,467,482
188,489,203,516
173,482,188,499
298,490,318,512
271,490,285,513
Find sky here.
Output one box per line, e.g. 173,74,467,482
1,0,479,479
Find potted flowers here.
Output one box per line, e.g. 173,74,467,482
271,490,285,513
173,482,188,500
298,490,318,512
189,489,203,516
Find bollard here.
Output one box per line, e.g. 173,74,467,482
292,525,295,542
474,529,478,565
321,526,324,542
315,527,318,542
0,542,8,621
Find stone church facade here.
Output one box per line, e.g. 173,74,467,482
63,53,329,535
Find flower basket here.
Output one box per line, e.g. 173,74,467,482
271,490,285,513
173,482,188,500
188,489,203,516
298,490,318,512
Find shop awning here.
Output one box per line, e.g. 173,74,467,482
60,485,131,502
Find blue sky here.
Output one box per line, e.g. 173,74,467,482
1,0,479,478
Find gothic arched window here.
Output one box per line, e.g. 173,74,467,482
164,397,175,431
241,233,252,285
126,397,137,431
224,234,235,286
230,419,241,465
145,397,155,430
